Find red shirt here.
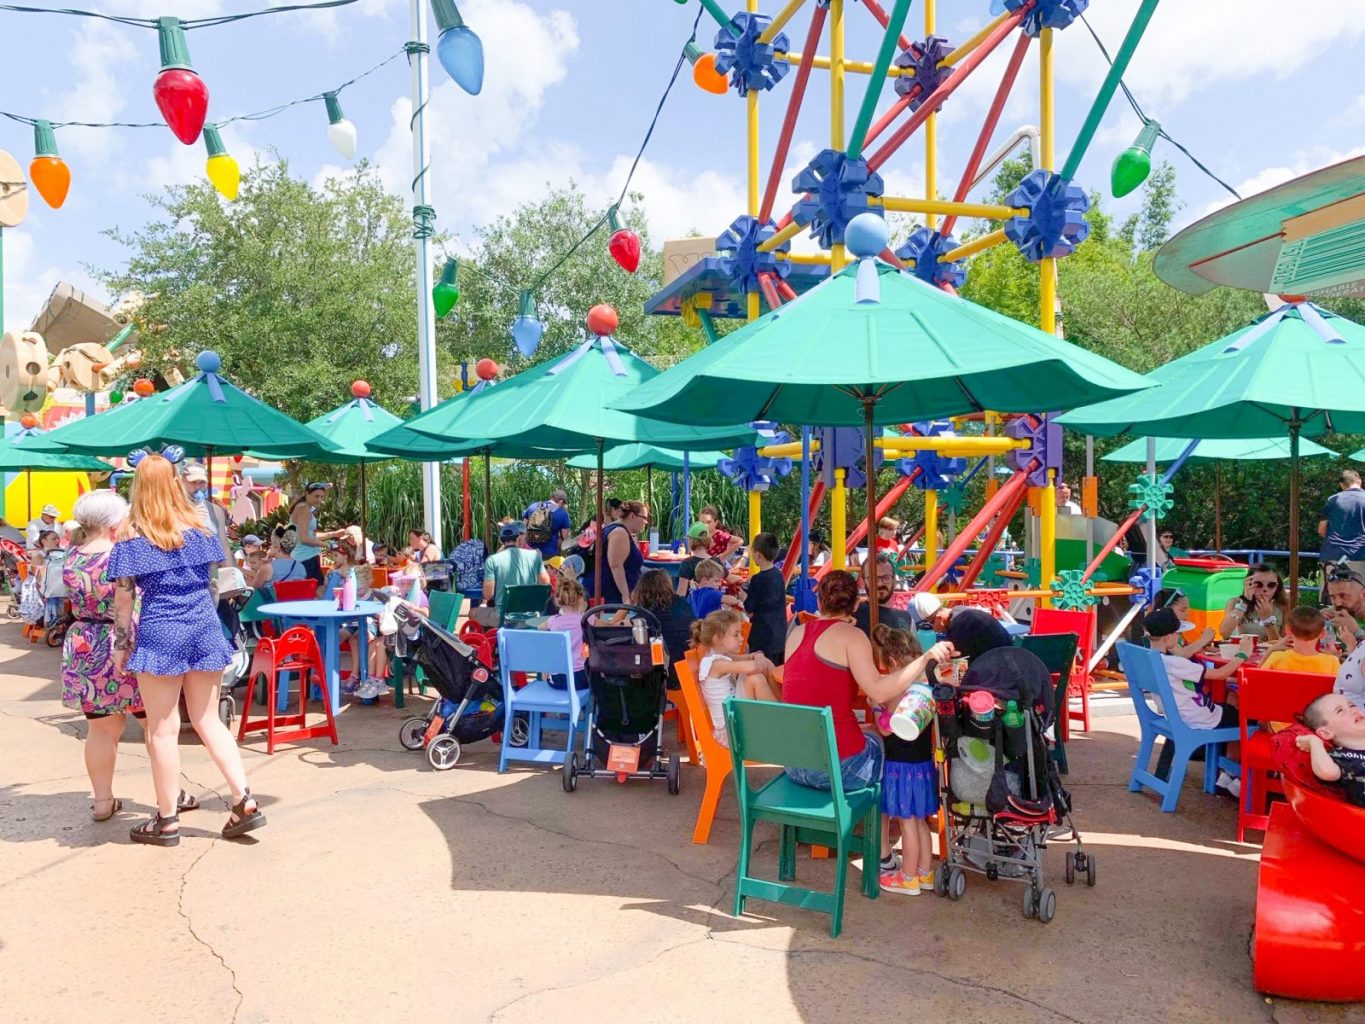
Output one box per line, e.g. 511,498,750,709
782,619,865,759
707,528,734,559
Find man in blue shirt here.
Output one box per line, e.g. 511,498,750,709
523,488,572,561
1320,470,1365,577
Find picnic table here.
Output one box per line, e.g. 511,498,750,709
256,599,385,710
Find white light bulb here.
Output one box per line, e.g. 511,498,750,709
327,119,358,161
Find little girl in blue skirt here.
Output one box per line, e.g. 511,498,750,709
873,625,940,896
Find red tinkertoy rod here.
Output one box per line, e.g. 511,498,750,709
915,463,1033,593
1079,506,1145,583
861,90,916,149
760,5,828,222
939,30,1033,238
781,480,829,585
953,482,1028,591
866,7,1027,173
756,271,783,311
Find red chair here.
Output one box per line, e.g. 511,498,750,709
459,620,486,643
273,579,318,601
1236,667,1335,842
1032,607,1096,733
237,627,339,754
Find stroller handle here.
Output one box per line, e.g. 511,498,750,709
582,603,663,633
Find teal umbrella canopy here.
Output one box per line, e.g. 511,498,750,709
1060,304,1365,438
566,444,725,471
612,261,1151,428
0,427,113,472
403,335,761,451
24,351,337,458
249,386,404,464
1103,436,1337,463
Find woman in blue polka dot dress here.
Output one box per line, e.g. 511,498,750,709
111,453,265,847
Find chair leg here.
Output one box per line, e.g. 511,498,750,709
1079,681,1091,732
265,674,278,756
1129,731,1157,792
779,825,796,881
1202,743,1221,794
734,817,754,918
693,771,727,845
390,663,405,710
861,802,881,899
830,839,848,938
319,668,339,746
1161,744,1196,813
497,705,511,773
238,673,256,742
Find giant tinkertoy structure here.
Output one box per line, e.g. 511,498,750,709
651,0,1161,615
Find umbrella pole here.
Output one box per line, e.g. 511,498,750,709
864,397,879,640
646,464,653,537
594,438,605,605
359,460,368,564
1214,465,1222,552
483,452,492,553
1289,421,1301,604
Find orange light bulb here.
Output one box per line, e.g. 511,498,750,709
693,52,729,95
29,120,70,209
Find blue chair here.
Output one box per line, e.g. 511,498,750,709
1117,641,1240,813
497,629,587,774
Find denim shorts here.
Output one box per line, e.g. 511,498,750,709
785,730,884,793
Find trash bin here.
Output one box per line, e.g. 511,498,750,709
1163,558,1248,639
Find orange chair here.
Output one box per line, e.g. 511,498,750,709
676,653,733,844
1032,607,1096,733
273,578,318,601
1237,667,1335,842
237,627,339,754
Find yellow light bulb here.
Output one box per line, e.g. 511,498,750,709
206,153,240,201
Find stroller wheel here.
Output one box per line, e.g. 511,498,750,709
218,695,235,731
1086,853,1097,888
562,753,578,793
1036,887,1057,924
1022,886,1036,919
427,735,461,770
933,864,950,898
508,714,530,747
5,602,19,620
947,866,965,901
666,755,681,795
399,717,429,751
46,623,67,648
1065,853,1076,886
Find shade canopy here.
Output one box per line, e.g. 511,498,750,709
1059,304,1365,438
25,352,335,458
0,428,113,472
403,335,761,451
1103,436,1337,464
250,390,404,464
566,444,725,471
612,261,1152,428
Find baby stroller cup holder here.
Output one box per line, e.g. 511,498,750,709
563,603,681,795
394,605,505,770
931,647,1096,923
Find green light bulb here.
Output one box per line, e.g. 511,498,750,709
432,258,460,318
1111,119,1161,198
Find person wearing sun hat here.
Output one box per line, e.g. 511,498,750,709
675,521,713,598
26,503,61,550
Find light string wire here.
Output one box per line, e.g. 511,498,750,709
0,0,365,30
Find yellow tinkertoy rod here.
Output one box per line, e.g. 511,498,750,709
758,435,1027,459
872,196,1025,220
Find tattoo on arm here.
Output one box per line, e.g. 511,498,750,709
113,623,131,652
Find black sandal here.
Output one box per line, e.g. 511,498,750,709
91,797,122,822
130,811,180,847
222,790,265,839
176,790,200,813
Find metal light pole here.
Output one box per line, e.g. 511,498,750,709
408,0,442,549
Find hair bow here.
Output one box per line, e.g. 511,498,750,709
127,445,185,468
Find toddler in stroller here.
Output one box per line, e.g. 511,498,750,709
563,604,681,794
395,604,503,770
932,644,1094,922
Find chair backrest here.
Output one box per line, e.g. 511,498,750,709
1033,607,1095,671
429,590,465,632
270,625,323,672
369,566,391,590
1116,640,1179,733
502,584,550,617
499,628,579,718
273,579,317,602
1015,632,1078,680
1238,668,1335,722
725,698,841,792
675,655,729,767
238,585,273,623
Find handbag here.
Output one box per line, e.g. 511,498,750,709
216,566,247,599
379,593,403,636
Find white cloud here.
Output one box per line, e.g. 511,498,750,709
143,123,261,194
1,227,108,335
50,25,138,162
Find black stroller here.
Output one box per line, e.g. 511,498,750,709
395,604,504,770
563,604,680,795
932,646,1094,923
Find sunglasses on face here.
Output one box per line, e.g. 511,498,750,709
1249,579,1278,589
1161,588,1185,608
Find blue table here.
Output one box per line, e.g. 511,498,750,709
257,599,385,711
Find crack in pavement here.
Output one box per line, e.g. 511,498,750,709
176,840,245,1023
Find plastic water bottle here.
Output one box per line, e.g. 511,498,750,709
1003,699,1024,729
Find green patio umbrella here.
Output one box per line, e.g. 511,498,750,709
567,445,725,535
1103,435,1337,550
0,426,113,522
612,217,1151,632
25,351,335,460
1061,302,1365,595
402,327,760,598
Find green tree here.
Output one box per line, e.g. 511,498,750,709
96,157,420,423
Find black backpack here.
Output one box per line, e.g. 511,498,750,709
526,501,555,547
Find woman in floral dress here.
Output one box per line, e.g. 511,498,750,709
61,490,144,821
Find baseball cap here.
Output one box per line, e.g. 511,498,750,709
909,592,943,627
550,488,567,503
41,503,60,518
183,463,208,482
499,521,526,542
241,534,263,548
687,521,711,540
305,481,332,493
1143,608,1181,638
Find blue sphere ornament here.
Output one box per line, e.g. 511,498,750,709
437,25,484,95
196,350,222,374
844,213,890,259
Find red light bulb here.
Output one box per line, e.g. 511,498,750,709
608,228,641,274
153,18,209,145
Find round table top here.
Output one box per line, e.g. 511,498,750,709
257,599,386,620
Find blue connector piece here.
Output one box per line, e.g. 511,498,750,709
1003,169,1091,262
713,11,789,96
1002,0,1089,38
714,215,792,296
791,148,884,250
894,36,954,109
895,226,967,289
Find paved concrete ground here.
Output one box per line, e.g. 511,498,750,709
0,621,1356,1024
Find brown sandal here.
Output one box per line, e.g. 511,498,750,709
130,811,180,847
91,797,122,822
176,790,200,812
222,790,265,839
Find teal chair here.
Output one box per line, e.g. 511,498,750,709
724,698,880,938
389,591,465,709
500,584,550,624
1014,632,1078,774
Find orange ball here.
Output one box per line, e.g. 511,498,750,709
475,358,499,381
351,380,372,398
586,303,619,337
19,414,38,429
133,378,155,397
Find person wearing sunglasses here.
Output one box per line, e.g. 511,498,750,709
1218,563,1287,642
1324,564,1365,656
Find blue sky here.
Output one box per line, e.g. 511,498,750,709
3,0,1364,335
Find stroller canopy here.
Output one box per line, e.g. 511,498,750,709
959,646,1056,725
946,608,1014,663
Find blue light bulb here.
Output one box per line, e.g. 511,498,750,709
437,24,484,95
511,316,544,358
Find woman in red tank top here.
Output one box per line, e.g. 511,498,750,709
782,572,955,795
